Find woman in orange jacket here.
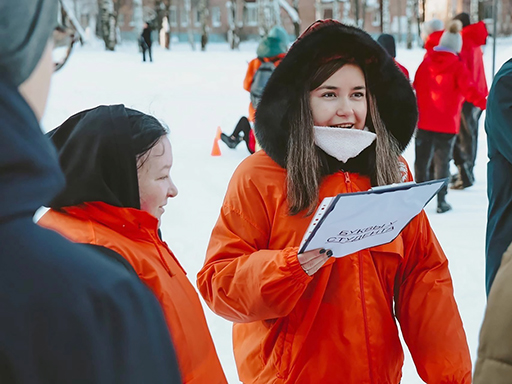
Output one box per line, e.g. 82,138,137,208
38,105,226,384
197,20,471,383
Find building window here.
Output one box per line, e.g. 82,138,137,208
211,6,221,27
194,8,201,26
169,6,177,26
180,7,188,27
244,3,258,26
323,8,333,19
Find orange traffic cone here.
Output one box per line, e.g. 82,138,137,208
211,127,222,156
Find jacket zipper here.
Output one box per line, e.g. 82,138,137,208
359,251,374,383
344,171,374,383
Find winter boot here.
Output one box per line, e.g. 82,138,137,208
220,133,242,149
450,164,474,189
437,200,452,214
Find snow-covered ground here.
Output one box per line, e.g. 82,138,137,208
42,37,512,383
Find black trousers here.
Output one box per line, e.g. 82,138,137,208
230,116,253,153
415,129,456,202
142,44,152,62
452,102,482,179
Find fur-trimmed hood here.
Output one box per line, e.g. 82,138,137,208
255,20,417,174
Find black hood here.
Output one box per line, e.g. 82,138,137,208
453,13,470,28
0,75,65,222
255,20,417,175
377,33,396,58
47,105,142,210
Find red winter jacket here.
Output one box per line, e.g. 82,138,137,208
424,30,443,53
414,50,487,134
394,59,409,80
460,21,489,98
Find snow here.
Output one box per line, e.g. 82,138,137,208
42,37,512,383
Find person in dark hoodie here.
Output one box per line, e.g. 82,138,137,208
414,20,487,213
38,106,227,384
0,1,181,382
376,33,410,79
198,20,471,383
451,12,489,189
484,58,512,295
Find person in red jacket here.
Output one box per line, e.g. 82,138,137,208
38,105,227,384
198,19,471,383
220,26,288,154
451,12,489,189
414,20,487,213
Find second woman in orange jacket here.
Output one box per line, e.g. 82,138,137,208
38,105,226,384
198,20,471,383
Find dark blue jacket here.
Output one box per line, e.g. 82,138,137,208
485,58,512,295
0,77,181,382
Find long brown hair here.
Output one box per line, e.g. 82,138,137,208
286,59,402,216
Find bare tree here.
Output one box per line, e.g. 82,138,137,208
360,0,367,29
226,0,240,49
405,0,415,48
198,0,209,50
292,0,301,36
99,0,116,50
381,0,391,32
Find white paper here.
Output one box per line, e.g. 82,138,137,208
299,179,447,257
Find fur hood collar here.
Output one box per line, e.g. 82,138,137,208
254,20,417,172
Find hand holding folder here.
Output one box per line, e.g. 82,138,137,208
298,179,448,257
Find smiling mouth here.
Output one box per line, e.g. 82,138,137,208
330,124,354,129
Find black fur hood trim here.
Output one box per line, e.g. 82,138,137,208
254,20,418,171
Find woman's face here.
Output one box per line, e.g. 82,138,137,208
137,136,178,223
309,64,367,130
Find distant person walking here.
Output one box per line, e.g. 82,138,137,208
484,58,512,295
451,12,489,189
414,20,487,213
140,22,153,62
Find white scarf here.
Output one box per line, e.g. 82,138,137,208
313,126,377,163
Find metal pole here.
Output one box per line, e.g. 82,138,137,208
492,0,497,79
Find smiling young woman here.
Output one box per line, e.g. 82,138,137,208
197,20,471,384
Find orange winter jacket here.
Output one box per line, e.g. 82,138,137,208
39,202,226,384
197,151,472,384
243,54,286,121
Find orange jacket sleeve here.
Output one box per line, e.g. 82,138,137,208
395,211,472,383
197,170,313,323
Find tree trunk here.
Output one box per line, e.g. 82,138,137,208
199,0,209,51
469,0,479,23
226,0,240,49
292,0,301,37
183,0,195,50
405,0,414,48
99,0,116,50
133,0,144,34
361,0,367,29
354,0,360,27
381,0,390,32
